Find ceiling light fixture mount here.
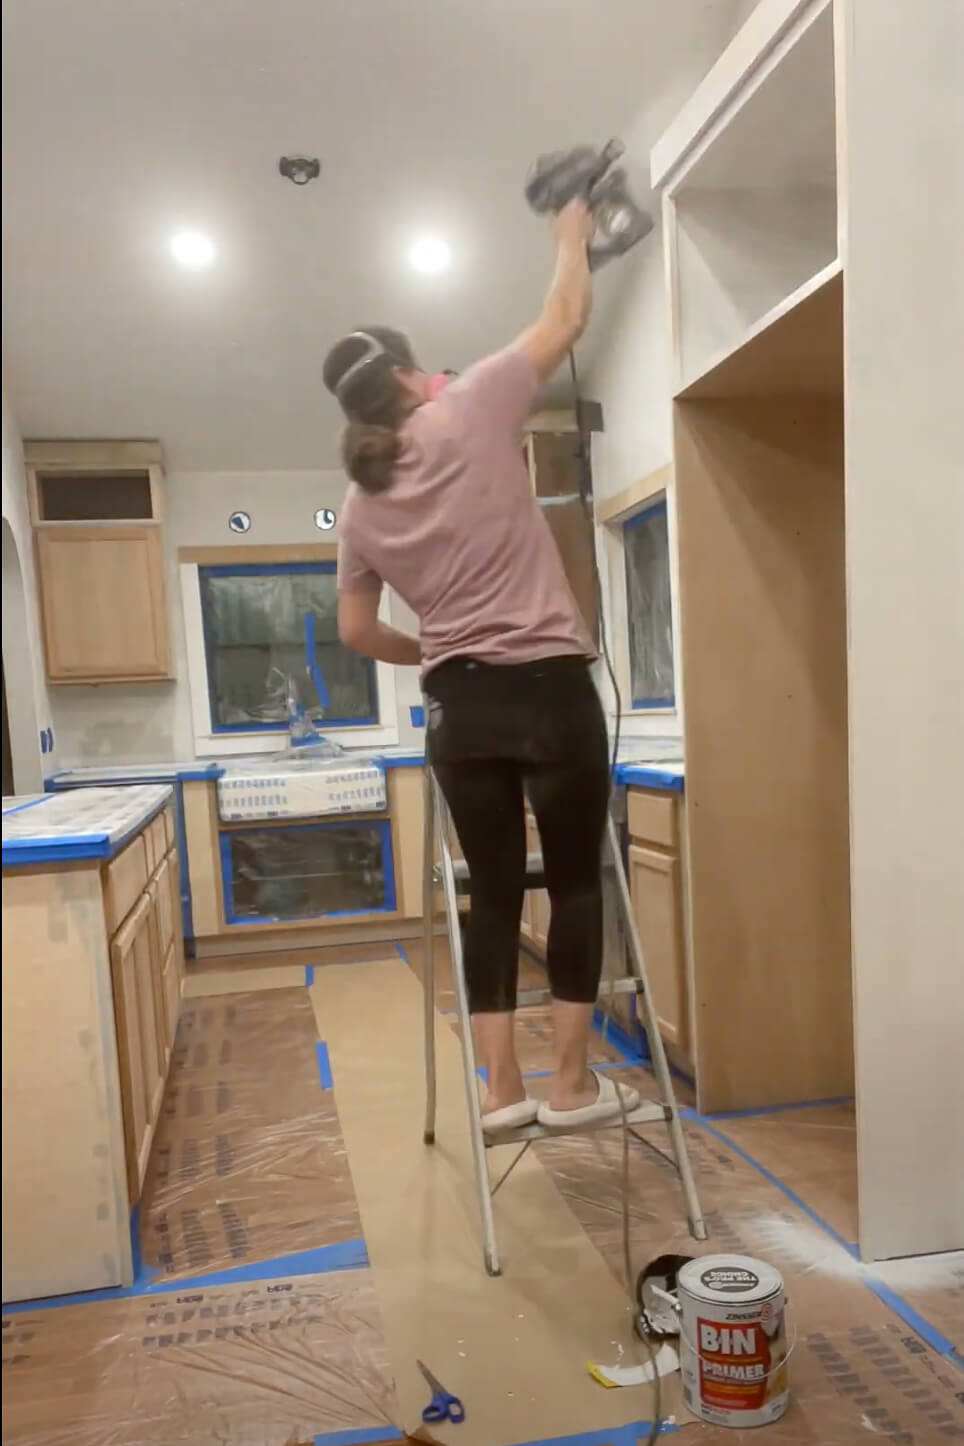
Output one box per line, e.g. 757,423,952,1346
278,156,321,186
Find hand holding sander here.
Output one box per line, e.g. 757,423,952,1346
525,139,653,269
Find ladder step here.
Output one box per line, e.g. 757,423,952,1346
446,853,545,892
484,1098,671,1146
517,978,642,1008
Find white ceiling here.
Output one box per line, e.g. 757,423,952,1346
2,0,753,470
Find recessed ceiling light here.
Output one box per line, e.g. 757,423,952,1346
171,230,216,268
408,236,451,275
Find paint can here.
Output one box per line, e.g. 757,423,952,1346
677,1254,790,1429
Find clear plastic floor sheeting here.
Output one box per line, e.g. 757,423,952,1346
3,953,961,1446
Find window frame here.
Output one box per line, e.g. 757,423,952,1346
622,496,677,712
180,547,399,757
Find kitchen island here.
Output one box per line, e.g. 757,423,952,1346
2,785,183,1303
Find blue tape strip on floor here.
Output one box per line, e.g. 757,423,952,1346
591,1009,649,1066
510,1421,677,1445
702,1095,855,1120
1,1237,369,1316
316,1039,334,1089
305,963,315,986
860,1271,964,1366
681,1107,859,1258
314,1429,404,1445
682,1108,963,1369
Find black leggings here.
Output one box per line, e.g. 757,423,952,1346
424,656,610,1013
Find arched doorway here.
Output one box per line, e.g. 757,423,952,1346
1,517,42,794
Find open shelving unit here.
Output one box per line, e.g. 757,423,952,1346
651,0,853,1117
650,0,962,1263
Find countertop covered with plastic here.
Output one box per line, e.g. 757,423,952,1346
2,784,173,866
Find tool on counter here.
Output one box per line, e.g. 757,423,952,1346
417,1359,466,1425
524,138,653,269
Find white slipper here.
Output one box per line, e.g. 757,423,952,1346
536,1071,640,1129
481,1098,540,1134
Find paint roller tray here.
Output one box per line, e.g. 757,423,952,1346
216,756,387,822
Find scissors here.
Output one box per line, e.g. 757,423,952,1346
417,1359,466,1424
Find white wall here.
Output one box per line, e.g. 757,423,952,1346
840,0,964,1261
50,469,424,768
587,223,683,742
1,393,56,790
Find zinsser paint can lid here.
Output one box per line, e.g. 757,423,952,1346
678,1254,783,1305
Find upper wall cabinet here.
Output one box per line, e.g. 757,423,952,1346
652,0,840,397
25,440,173,684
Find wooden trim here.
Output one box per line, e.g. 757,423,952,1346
217,807,389,832
525,409,577,435
182,780,224,936
178,543,339,565
595,465,673,526
23,439,164,471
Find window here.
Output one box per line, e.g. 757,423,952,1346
623,498,676,709
198,562,376,732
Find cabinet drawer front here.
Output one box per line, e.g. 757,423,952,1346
105,835,149,934
627,788,679,849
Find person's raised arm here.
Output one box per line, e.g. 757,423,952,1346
517,199,594,382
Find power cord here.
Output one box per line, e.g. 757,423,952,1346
570,349,663,1445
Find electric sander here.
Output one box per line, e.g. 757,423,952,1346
525,139,653,268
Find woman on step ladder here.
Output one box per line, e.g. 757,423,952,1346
324,199,638,1133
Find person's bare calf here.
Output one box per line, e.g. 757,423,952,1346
547,999,599,1110
472,1011,526,1114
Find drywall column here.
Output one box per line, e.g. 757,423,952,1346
1,394,54,790
838,0,964,1260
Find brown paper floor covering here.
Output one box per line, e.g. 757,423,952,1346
2,945,961,1446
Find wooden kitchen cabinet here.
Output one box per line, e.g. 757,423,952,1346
34,525,171,682
626,786,691,1069
26,439,172,684
629,843,687,1052
110,892,162,1197
3,786,182,1303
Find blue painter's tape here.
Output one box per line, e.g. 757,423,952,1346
702,1095,855,1120
409,704,425,728
510,1421,677,1445
316,1040,334,1089
1,795,54,817
314,1429,405,1445
304,964,315,986
861,1272,964,1366
1,1237,369,1316
377,752,426,768
592,1008,649,1065
614,764,684,793
394,940,410,962
681,1108,859,1259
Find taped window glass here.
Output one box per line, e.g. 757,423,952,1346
623,500,676,709
198,563,376,731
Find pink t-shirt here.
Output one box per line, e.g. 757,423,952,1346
337,346,593,674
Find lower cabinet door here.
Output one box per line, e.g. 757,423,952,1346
110,892,160,1199
628,843,688,1052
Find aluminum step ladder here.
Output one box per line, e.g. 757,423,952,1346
420,764,708,1276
